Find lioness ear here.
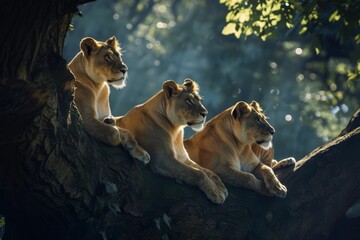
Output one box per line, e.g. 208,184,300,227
105,36,119,50
250,100,263,112
231,101,251,119
183,78,194,88
163,80,179,98
183,78,199,92
80,37,99,57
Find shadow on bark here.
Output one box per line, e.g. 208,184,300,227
0,1,360,239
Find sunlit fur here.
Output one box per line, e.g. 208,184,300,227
114,79,228,204
67,36,149,164
164,79,205,132
184,101,296,198
77,36,128,89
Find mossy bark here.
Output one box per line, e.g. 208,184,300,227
0,1,360,239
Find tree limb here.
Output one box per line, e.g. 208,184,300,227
1,1,360,239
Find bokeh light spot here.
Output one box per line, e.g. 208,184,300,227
270,62,277,69
296,74,304,82
285,114,293,122
270,88,280,95
126,23,133,30
330,83,337,91
156,22,167,29
113,13,119,20
295,48,303,55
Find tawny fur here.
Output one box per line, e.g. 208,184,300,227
184,101,295,198
114,79,228,204
68,36,149,164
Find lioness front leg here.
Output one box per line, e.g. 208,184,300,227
153,160,226,204
83,118,122,146
219,167,272,197
118,127,150,164
185,160,228,198
258,164,287,198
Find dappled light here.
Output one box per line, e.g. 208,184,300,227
295,47,302,55
1,0,360,239
64,0,359,159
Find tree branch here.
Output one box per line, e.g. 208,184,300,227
340,108,360,135
1,1,360,239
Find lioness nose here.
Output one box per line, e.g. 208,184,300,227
200,109,208,118
120,64,128,74
269,128,275,135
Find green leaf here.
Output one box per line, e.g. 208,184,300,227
260,32,272,41
0,216,5,227
355,34,360,44
245,27,253,36
299,26,308,35
347,72,358,81
286,22,294,29
69,24,74,32
234,28,242,38
222,23,237,35
329,10,341,22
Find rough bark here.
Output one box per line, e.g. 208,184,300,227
1,1,360,240
340,108,360,136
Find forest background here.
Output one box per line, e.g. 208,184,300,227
64,0,359,161
0,0,359,239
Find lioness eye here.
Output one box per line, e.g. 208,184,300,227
256,117,262,124
105,55,112,62
185,99,192,105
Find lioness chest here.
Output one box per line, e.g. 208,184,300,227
236,145,260,173
77,80,111,120
95,84,110,120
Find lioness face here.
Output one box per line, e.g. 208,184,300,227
80,37,128,89
163,79,208,131
232,101,275,149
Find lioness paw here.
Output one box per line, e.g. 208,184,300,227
201,179,227,204
263,175,287,198
269,182,287,198
130,147,150,165
212,177,228,198
272,157,296,170
206,188,226,204
220,185,229,198
203,171,228,198
282,157,296,166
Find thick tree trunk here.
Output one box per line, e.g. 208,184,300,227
1,1,360,240
1,0,142,239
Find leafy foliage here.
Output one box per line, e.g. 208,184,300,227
219,0,360,140
221,0,297,40
220,0,360,46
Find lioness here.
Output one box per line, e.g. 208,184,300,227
184,101,295,198
113,79,228,204
68,36,149,164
